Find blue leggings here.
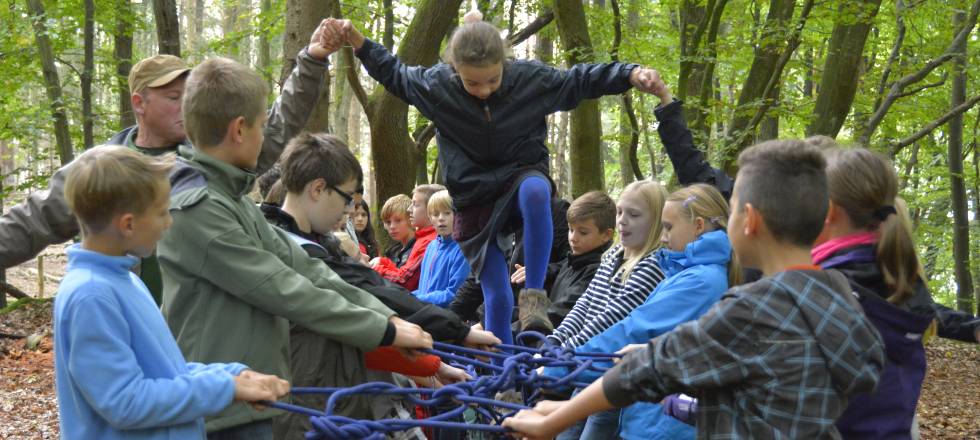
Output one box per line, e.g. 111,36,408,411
481,176,553,345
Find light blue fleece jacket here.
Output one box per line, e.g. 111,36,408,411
546,230,731,440
412,235,470,308
55,244,247,440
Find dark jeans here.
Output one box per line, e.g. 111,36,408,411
207,420,273,440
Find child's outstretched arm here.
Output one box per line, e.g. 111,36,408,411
502,382,614,440
327,18,440,119
543,62,661,113
64,294,255,429
652,80,734,200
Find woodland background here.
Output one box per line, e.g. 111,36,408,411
1,0,980,317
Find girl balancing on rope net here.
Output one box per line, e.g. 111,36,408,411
320,10,663,347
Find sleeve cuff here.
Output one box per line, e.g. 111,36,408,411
654,98,683,120
379,320,396,346
601,363,637,408
298,47,329,67
354,38,378,59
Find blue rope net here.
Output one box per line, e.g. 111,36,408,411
263,332,621,440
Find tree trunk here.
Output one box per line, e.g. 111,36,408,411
724,0,795,155
26,0,74,165
258,0,272,89
152,0,181,56
382,0,395,51
806,0,882,137
115,0,136,130
554,0,604,198
332,52,352,144
677,0,728,146
0,140,5,307
949,10,975,314
222,0,244,60
353,0,463,219
194,0,204,53
758,86,780,141
82,0,95,150
555,111,570,199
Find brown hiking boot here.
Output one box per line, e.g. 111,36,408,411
518,288,554,333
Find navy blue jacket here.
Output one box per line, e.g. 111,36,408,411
356,38,637,208
820,245,933,439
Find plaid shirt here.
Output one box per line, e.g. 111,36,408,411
604,269,885,439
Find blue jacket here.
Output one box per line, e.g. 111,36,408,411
412,235,470,308
55,245,246,439
578,230,731,440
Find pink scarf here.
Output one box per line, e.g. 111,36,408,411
811,231,877,265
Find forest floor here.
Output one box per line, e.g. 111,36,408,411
0,246,978,439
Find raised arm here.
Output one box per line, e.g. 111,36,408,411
652,81,733,200
257,19,339,176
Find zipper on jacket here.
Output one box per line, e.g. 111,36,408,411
483,103,492,122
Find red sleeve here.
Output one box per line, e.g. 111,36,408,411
364,347,441,376
373,241,429,291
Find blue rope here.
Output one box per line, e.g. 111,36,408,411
263,331,622,440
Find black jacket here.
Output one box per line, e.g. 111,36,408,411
655,99,734,201
546,241,612,328
261,203,471,344
356,38,637,209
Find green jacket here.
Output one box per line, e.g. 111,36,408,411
158,146,395,431
0,48,328,299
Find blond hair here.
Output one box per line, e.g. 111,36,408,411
427,190,453,214
64,145,174,235
413,184,447,206
183,57,268,148
614,179,667,282
667,184,741,285
824,147,921,304
381,194,412,221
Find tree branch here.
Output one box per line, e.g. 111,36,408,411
1,280,28,300
731,0,815,148
862,0,980,144
506,9,554,47
889,93,980,156
413,122,437,153
871,0,906,115
342,47,370,113
895,74,946,99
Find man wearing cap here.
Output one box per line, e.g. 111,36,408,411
0,20,340,304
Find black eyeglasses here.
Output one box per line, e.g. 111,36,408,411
330,184,355,208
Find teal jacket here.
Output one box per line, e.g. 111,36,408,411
158,146,395,431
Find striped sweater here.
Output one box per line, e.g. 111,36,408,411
548,243,666,348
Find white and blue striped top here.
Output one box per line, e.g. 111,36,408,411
548,243,666,348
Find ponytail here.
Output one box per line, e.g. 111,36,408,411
824,148,922,304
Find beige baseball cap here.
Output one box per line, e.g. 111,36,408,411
128,55,190,93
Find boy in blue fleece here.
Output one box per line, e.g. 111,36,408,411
413,190,470,307
54,145,289,440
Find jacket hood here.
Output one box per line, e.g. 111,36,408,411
820,244,934,362
656,229,731,278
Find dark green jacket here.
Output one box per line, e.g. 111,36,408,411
158,146,395,431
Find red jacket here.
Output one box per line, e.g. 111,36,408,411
374,225,437,290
